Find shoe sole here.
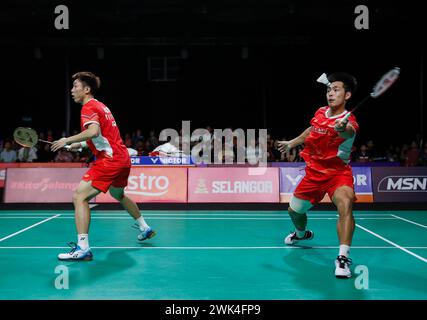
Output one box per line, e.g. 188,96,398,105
58,255,93,261
147,231,156,239
284,239,297,245
284,233,314,245
138,230,156,241
335,262,351,278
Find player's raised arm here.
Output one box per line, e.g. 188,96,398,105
277,127,311,153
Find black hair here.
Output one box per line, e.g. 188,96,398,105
327,72,357,93
72,71,101,95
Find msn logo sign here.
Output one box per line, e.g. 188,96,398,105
378,176,427,192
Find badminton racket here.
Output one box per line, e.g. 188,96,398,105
13,127,79,151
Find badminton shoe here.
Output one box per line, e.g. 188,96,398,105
137,227,156,241
335,255,352,278
57,242,93,261
284,230,314,245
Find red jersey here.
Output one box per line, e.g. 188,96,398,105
80,99,130,167
300,106,359,174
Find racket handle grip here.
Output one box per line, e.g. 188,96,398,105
64,145,82,152
341,112,351,123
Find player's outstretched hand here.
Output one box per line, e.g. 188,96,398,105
51,138,68,152
277,140,292,153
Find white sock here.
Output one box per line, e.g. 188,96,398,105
136,216,149,230
339,244,350,257
296,229,306,238
78,234,89,250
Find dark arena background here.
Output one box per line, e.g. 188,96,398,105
0,0,426,316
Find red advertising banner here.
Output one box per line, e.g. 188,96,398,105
0,163,20,188
188,167,280,202
4,168,88,203
0,163,87,188
95,167,188,203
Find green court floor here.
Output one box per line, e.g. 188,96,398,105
0,209,426,300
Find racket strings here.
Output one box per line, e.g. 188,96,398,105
13,127,39,147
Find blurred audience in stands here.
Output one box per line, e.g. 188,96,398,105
0,141,17,163
54,149,74,162
420,142,427,166
354,144,371,162
132,129,144,146
404,141,420,167
17,146,38,162
1,128,427,167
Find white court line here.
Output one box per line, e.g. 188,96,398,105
0,245,426,250
0,213,323,216
0,217,325,220
356,223,427,264
1,245,426,250
0,214,61,243
0,216,398,220
390,214,427,230
0,212,396,216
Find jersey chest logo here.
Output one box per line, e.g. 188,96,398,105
311,125,328,135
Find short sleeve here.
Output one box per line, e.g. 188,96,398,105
81,104,100,128
349,113,359,132
310,107,325,126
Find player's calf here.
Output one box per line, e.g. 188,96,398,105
285,196,314,245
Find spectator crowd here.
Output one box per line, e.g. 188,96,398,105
1,128,426,167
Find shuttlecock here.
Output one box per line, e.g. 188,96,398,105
317,73,331,87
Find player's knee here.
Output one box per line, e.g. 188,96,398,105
110,189,124,201
335,196,354,215
111,193,124,201
338,195,354,209
289,196,312,214
72,191,85,203
335,188,355,204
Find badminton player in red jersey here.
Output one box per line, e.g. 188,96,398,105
51,72,156,261
278,73,359,278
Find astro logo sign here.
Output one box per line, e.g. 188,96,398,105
378,176,427,192
125,174,170,196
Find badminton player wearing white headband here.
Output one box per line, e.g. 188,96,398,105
51,71,156,261
277,73,359,278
